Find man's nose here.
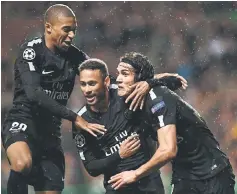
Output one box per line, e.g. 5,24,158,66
85,85,92,93
116,75,122,83
68,31,75,39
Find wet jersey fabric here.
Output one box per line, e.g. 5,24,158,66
144,86,230,181
3,36,88,142
72,87,161,190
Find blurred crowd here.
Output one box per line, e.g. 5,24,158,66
1,2,237,193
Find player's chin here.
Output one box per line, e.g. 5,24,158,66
117,89,127,97
60,43,70,51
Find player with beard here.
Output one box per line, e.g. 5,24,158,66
1,4,107,194
72,58,186,194
109,52,235,194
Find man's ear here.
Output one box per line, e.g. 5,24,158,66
104,76,111,89
45,22,52,34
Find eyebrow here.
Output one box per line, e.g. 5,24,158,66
117,66,135,72
62,25,77,30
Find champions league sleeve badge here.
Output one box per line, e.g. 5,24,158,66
23,48,36,60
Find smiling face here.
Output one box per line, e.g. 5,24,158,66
79,69,110,107
116,62,136,97
46,15,77,51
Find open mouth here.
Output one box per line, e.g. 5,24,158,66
86,96,96,103
64,41,72,46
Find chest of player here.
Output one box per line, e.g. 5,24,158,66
87,108,140,156
39,56,77,99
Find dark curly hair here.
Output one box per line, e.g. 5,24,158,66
120,52,154,81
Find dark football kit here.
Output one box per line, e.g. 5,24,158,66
144,86,235,194
2,37,88,190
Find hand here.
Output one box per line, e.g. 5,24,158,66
74,116,107,137
154,73,188,90
125,81,150,111
119,135,141,159
108,170,137,190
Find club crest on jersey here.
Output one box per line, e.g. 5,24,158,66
151,101,165,113
74,133,86,148
23,48,36,60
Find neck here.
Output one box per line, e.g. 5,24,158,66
44,34,56,53
91,91,110,113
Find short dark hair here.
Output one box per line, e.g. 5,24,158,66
120,52,154,81
79,58,109,80
44,4,75,24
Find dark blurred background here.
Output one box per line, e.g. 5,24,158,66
1,1,237,193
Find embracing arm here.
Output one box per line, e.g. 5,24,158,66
125,73,187,111
135,124,177,179
74,131,140,177
147,73,187,91
81,150,121,177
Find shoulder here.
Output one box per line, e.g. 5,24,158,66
17,37,43,62
146,86,178,108
148,86,165,100
18,37,43,60
67,45,89,63
20,37,43,51
149,85,178,99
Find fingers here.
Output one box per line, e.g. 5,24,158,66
140,98,145,110
129,95,143,111
178,75,187,84
112,179,125,190
128,93,139,110
90,124,107,132
85,123,107,136
131,134,139,139
86,129,97,137
126,138,140,148
125,135,139,141
182,81,188,90
176,75,188,90
129,83,138,90
123,134,139,143
133,96,145,111
133,96,144,111
125,89,137,103
128,140,141,150
111,178,122,187
108,176,120,184
110,173,122,181
122,136,139,148
178,79,188,90
89,124,107,134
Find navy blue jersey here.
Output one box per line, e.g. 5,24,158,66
72,86,158,186
7,36,88,137
144,86,230,180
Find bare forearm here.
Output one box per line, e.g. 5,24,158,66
135,148,174,180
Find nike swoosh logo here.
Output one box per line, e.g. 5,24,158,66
42,70,54,74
